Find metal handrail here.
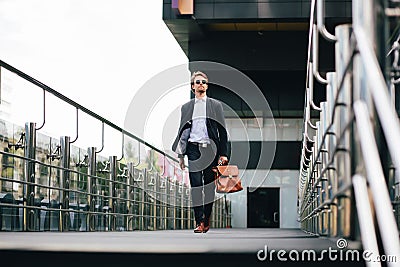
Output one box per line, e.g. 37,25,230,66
300,183,351,222
353,101,400,264
299,45,356,204
0,59,179,164
308,64,322,113
352,174,380,267
353,25,400,186
305,0,317,94
299,56,354,204
0,59,208,231
312,24,328,84
299,117,353,215
117,130,125,162
316,0,337,42
299,0,400,247
301,0,326,184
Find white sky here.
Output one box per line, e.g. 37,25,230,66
0,0,189,156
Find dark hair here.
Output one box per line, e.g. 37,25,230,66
190,71,208,84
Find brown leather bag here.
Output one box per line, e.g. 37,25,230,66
212,165,243,193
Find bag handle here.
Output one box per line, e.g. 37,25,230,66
212,158,228,173
218,157,229,166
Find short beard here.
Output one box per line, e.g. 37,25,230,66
197,89,206,94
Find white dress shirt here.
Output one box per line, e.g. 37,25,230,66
188,96,209,143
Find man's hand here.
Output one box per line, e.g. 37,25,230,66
218,156,229,165
179,158,185,170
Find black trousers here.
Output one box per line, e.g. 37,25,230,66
186,142,219,225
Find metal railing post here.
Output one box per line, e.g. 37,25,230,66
180,182,184,229
140,169,146,230
334,24,353,238
126,162,133,230
24,122,36,231
142,168,149,230
155,173,159,230
326,72,338,237
163,177,168,230
87,147,97,231
109,155,117,231
60,136,70,231
186,185,191,229
319,103,329,236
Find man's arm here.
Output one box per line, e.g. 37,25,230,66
172,104,189,156
216,101,228,158
178,104,188,169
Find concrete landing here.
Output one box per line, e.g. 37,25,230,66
0,228,365,267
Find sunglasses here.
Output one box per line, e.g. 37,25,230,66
194,80,207,85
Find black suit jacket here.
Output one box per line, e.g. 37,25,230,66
172,97,228,158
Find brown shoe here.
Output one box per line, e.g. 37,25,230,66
194,222,204,233
203,219,210,233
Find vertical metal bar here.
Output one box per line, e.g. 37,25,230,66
164,179,167,230
326,72,336,126
60,136,70,231
87,147,97,231
187,185,191,229
180,182,184,229
126,162,132,230
352,0,375,190
154,173,159,230
148,173,152,230
335,24,353,238
170,179,178,230
174,179,178,229
353,51,373,116
320,104,329,236
164,178,168,229
140,169,146,230
326,72,338,237
24,122,36,231
109,155,117,231
353,0,375,46
312,135,317,235
315,121,322,235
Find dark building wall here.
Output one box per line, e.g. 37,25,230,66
163,0,352,20
189,31,308,71
163,0,349,169
229,141,302,169
207,71,322,118
189,31,335,72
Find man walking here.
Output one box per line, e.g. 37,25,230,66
172,71,228,233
